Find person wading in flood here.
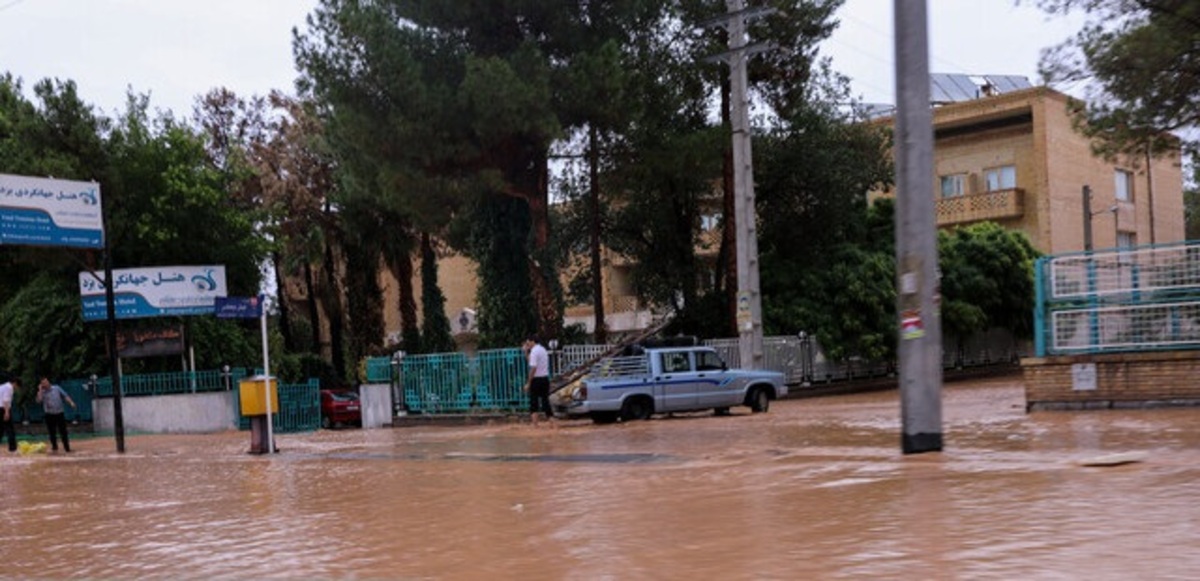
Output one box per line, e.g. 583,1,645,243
37,377,76,453
0,377,16,452
522,335,552,427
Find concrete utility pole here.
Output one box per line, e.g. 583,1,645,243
706,0,771,369
893,0,943,454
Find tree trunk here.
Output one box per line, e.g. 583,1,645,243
322,235,347,381
303,260,321,354
527,146,561,342
271,250,296,352
588,124,607,344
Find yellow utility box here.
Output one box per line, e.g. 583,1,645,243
239,376,279,416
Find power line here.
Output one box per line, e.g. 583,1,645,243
0,0,27,12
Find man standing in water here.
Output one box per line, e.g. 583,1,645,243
0,377,17,452
37,377,76,453
523,335,552,426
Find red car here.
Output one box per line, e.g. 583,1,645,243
320,389,362,429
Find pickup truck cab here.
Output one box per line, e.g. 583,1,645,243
559,346,786,423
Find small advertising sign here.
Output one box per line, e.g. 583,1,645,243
79,265,227,321
215,295,264,319
116,326,185,358
0,173,104,248
900,310,925,340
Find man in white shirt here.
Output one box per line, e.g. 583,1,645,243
523,335,552,426
0,377,18,452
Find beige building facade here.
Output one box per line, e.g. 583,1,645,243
903,86,1184,254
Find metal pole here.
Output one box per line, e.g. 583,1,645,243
260,295,274,453
1082,185,1093,251
102,240,126,453
893,0,942,454
727,0,765,370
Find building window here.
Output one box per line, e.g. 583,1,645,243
984,165,1016,191
940,174,966,198
1115,169,1133,202
1117,232,1136,249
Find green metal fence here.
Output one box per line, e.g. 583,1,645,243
75,368,319,433
364,357,393,383
236,379,321,433
400,348,527,413
92,368,249,397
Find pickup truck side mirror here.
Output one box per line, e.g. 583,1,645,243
721,362,728,371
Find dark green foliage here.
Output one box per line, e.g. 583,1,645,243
419,234,456,354
466,193,537,348
341,222,386,360
105,104,266,296
764,244,897,361
938,222,1041,340
0,272,103,386
185,317,258,371
756,89,894,265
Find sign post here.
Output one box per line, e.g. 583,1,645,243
217,295,274,453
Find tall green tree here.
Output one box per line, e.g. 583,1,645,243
1035,0,1199,156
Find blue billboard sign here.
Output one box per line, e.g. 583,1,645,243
79,266,227,321
0,173,104,249
215,295,264,319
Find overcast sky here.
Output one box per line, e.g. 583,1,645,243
0,0,1086,119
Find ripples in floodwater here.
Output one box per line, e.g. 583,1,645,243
3,376,1199,580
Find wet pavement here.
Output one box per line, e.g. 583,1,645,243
3,375,1198,579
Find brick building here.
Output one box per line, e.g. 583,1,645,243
883,84,1185,254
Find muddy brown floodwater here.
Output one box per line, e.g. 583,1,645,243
3,375,1199,580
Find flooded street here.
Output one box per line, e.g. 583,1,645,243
4,375,1200,579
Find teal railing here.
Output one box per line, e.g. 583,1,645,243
364,356,393,383
401,348,527,414
91,368,249,397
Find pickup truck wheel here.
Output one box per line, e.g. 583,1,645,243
621,397,653,421
749,388,770,413
591,412,619,424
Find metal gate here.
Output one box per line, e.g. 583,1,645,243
1034,241,1200,355
400,348,527,413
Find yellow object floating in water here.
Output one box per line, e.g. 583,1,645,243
17,441,47,455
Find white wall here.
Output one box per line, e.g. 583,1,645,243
93,391,238,434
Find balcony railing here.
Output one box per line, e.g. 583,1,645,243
936,188,1024,226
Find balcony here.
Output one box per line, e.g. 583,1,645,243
935,188,1025,226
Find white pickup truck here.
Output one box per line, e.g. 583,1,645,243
557,345,787,423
